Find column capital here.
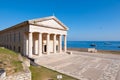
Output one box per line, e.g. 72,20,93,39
38,32,42,34
46,33,51,35
28,32,33,33
53,34,57,36
58,34,62,36
64,34,67,36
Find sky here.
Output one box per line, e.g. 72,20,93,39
0,0,120,41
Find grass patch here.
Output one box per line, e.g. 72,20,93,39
30,65,78,80
0,47,23,75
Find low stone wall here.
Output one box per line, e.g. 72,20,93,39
88,48,97,53
4,71,31,80
68,48,88,52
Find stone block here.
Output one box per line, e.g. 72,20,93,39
0,69,6,80
67,51,72,55
88,48,97,53
24,59,30,67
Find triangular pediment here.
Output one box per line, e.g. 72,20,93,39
29,16,68,30
36,19,65,29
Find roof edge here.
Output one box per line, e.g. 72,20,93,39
28,16,69,30
0,21,29,33
0,16,69,33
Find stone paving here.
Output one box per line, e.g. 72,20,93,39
35,51,120,80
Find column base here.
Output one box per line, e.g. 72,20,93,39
38,53,42,56
28,54,33,58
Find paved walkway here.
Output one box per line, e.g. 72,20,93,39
35,51,120,80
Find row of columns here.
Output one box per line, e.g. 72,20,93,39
25,32,67,57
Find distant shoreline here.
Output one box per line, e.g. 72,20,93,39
67,48,120,54
66,41,120,51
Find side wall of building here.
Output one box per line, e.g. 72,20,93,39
0,25,29,54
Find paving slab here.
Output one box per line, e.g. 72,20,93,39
35,52,120,80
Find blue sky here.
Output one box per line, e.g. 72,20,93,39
0,0,120,41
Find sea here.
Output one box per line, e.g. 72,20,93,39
65,41,120,51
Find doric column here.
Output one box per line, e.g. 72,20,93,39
59,35,62,53
33,34,38,55
64,35,67,52
23,33,26,56
53,34,56,53
38,33,42,56
34,38,38,55
47,33,50,55
28,32,33,57
26,36,28,56
23,33,28,56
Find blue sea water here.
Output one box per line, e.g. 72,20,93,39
66,41,120,51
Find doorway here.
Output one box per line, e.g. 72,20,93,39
44,45,47,52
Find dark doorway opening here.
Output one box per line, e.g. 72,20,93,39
44,45,47,52
56,45,58,51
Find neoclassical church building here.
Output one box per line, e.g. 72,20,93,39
0,16,68,58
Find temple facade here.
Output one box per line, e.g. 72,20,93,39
0,16,68,58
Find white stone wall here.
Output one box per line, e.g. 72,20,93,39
0,25,29,54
